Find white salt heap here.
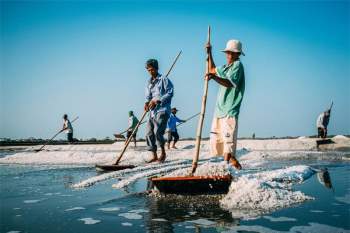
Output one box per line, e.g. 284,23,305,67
72,160,188,188
240,150,350,164
252,165,315,182
145,162,316,219
142,163,316,219
112,163,192,189
220,165,315,219
332,135,349,140
0,141,211,165
165,161,230,177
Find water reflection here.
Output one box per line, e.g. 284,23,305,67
63,175,74,188
144,194,239,233
316,168,334,191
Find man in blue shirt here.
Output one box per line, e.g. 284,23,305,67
144,59,174,163
166,108,185,149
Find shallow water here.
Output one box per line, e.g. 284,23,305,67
0,154,349,233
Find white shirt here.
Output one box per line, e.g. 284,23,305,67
316,113,325,128
64,119,73,133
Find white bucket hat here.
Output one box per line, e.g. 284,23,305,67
221,39,245,56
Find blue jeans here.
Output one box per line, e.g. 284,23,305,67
146,112,169,152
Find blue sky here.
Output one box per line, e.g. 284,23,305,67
1,1,349,139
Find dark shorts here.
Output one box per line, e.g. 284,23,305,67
167,131,179,143
67,133,73,143
318,127,327,138
126,131,137,139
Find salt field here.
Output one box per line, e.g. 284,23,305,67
2,1,349,232
1,137,349,233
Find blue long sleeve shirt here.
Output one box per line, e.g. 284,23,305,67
145,74,174,117
167,113,185,132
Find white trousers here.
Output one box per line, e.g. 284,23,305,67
210,116,238,156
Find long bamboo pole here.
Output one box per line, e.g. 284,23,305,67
115,120,147,137
329,101,333,111
191,26,210,175
164,112,200,134
176,112,200,128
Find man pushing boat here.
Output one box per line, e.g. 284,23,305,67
144,59,174,163
205,39,245,170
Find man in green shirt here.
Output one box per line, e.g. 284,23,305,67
205,39,245,170
127,111,139,147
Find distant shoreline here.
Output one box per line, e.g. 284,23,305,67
0,140,115,147
1,135,349,148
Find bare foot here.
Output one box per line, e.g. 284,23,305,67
158,157,166,163
224,153,231,162
230,157,242,170
158,148,166,163
147,152,158,163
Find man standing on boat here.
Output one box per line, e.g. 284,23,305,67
126,111,139,147
166,107,186,149
62,114,73,144
144,59,174,163
205,39,245,170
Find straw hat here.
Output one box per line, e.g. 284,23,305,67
222,40,245,56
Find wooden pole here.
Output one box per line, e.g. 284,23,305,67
35,116,79,152
165,51,182,77
116,120,146,136
329,101,334,111
191,26,210,175
176,112,200,128
164,112,200,134
114,111,148,164
114,50,182,165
